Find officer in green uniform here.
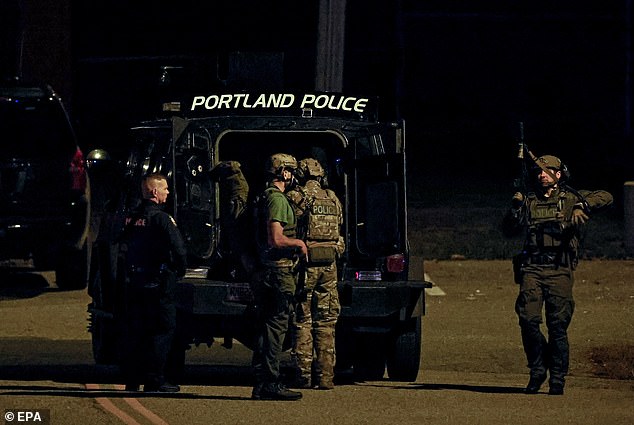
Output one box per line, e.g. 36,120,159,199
503,155,613,395
287,158,344,390
251,153,307,401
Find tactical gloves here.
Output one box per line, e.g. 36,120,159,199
511,192,525,209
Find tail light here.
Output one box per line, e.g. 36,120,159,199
386,253,406,273
70,147,87,192
354,254,406,281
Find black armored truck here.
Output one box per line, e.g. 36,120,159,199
88,92,429,381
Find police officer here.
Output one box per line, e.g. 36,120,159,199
502,155,613,395
287,158,344,390
251,153,307,401
120,173,187,392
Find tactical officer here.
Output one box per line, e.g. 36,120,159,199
209,160,251,280
502,155,613,395
287,158,344,390
250,153,307,401
119,173,187,392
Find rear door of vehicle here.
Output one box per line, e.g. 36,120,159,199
344,121,408,276
171,117,217,261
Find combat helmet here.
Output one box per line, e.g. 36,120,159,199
534,154,570,182
298,158,325,178
535,155,562,170
266,153,298,176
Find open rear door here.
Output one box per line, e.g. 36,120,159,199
172,118,217,260
348,120,408,261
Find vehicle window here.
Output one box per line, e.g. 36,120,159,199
354,135,385,159
0,99,75,158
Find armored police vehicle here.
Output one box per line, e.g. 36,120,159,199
88,92,429,381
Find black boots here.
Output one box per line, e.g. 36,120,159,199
525,373,547,394
548,380,565,395
252,382,303,401
525,374,565,395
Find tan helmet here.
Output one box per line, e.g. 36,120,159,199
266,153,297,175
535,155,562,170
298,158,325,179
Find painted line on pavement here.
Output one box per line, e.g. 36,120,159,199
85,383,142,425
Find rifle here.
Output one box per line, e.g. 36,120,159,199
513,122,529,193
511,123,590,225
513,122,562,195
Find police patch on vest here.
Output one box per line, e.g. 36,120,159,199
306,194,340,241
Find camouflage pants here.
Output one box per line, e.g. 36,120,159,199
515,264,575,384
293,262,341,386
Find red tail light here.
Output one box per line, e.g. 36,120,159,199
386,253,406,273
70,147,87,191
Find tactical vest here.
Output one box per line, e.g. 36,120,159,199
210,160,249,223
294,181,342,264
255,186,298,266
525,190,579,258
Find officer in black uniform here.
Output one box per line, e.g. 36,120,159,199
119,173,187,392
503,155,612,395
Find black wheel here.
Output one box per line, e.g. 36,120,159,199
352,333,387,381
55,243,89,290
386,316,422,381
334,327,354,373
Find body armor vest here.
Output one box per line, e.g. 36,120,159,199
256,186,297,265
290,180,342,264
525,190,579,258
303,181,341,243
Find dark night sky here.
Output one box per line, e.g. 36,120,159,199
4,1,630,196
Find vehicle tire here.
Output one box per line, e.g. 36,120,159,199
55,243,89,290
334,328,354,373
386,316,422,381
353,333,387,381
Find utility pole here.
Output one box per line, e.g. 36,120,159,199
626,0,632,146
315,0,346,92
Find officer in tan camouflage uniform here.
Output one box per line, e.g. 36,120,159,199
502,154,613,395
287,158,344,390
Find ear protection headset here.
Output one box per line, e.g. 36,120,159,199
559,162,571,181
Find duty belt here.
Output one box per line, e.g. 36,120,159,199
128,265,160,289
262,258,298,268
527,253,567,266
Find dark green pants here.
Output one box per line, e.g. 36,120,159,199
515,264,575,384
251,266,297,385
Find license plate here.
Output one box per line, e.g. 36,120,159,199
225,282,254,304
